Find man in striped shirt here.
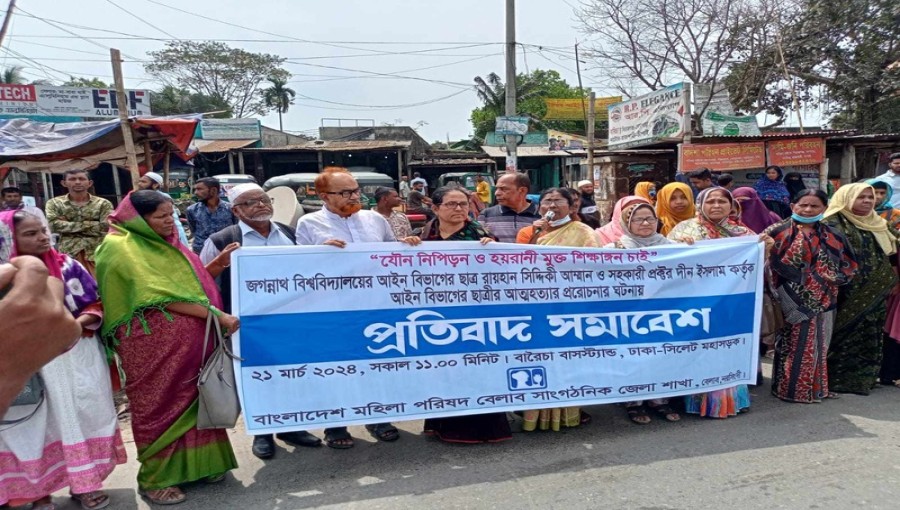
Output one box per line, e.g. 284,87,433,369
477,173,541,243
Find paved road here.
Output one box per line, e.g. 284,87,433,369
50,362,900,509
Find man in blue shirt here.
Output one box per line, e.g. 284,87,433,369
877,153,900,208
186,177,236,254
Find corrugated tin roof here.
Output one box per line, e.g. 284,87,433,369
409,158,495,166
194,139,258,153
695,129,856,141
481,146,577,158
244,140,412,152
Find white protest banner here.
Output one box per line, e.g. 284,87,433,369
0,84,151,118
607,83,687,149
232,239,762,435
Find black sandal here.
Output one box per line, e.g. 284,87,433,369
648,403,681,422
366,423,400,442
324,429,354,449
626,405,651,425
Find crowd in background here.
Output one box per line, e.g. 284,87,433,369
2,152,900,507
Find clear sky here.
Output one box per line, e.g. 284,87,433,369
1,1,817,141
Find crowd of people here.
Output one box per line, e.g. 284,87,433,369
2,153,900,508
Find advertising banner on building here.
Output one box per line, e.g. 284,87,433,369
198,118,261,140
232,240,762,434
767,138,826,167
0,84,151,118
543,97,621,121
701,111,761,136
680,142,767,172
607,84,687,150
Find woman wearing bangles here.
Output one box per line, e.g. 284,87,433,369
94,191,241,506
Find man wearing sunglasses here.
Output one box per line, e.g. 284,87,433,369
200,183,323,459
295,167,421,449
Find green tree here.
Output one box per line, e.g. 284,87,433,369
62,76,109,88
262,76,296,131
144,41,290,118
1,65,24,84
470,69,588,141
150,85,232,117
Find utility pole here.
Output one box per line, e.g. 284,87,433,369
0,0,16,50
504,0,517,173
587,91,596,184
110,48,140,189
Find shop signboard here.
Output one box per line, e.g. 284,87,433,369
701,111,761,136
0,84,151,117
679,142,766,172
607,83,687,150
543,97,621,121
198,118,261,140
767,138,825,167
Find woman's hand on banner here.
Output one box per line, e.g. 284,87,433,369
401,236,422,246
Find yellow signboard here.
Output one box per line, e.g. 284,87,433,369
543,97,622,121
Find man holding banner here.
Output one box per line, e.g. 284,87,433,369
294,167,422,449
202,183,324,459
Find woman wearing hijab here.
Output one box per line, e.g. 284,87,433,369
765,190,858,403
655,182,697,236
754,166,792,218
603,203,682,423
822,183,899,395
633,182,656,205
866,179,900,230
783,172,807,200
0,210,125,510
595,195,650,245
668,187,775,417
733,187,781,234
95,191,240,505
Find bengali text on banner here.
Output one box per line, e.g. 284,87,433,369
231,239,763,434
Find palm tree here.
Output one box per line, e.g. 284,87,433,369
1,65,24,84
263,76,296,132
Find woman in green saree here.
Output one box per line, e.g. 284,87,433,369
95,191,240,505
822,183,899,395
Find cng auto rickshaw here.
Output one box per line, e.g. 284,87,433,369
262,171,395,213
437,172,496,205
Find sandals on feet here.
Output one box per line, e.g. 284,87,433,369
648,403,681,422
139,487,186,506
366,423,400,442
626,405,652,425
324,429,355,449
71,491,110,510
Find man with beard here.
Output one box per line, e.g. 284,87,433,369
45,169,113,275
200,183,323,459
295,166,421,449
576,180,601,229
135,171,188,245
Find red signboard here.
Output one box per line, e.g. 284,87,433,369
0,84,37,102
680,142,767,172
767,138,826,167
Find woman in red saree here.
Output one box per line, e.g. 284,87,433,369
95,191,240,506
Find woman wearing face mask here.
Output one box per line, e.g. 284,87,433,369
822,183,900,394
668,188,775,418
517,188,598,431
655,183,696,236
764,190,858,403
595,195,651,245
603,203,683,424
633,182,657,205
754,166,792,219
0,211,125,510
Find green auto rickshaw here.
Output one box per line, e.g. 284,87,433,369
437,172,496,204
263,171,395,213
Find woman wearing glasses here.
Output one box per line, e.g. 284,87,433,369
418,185,511,444
517,187,600,432
603,203,683,424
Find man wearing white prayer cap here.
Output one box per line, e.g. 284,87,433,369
199,181,320,459
576,179,601,229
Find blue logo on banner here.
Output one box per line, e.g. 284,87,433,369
508,366,547,391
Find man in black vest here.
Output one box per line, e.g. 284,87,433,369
200,183,322,459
